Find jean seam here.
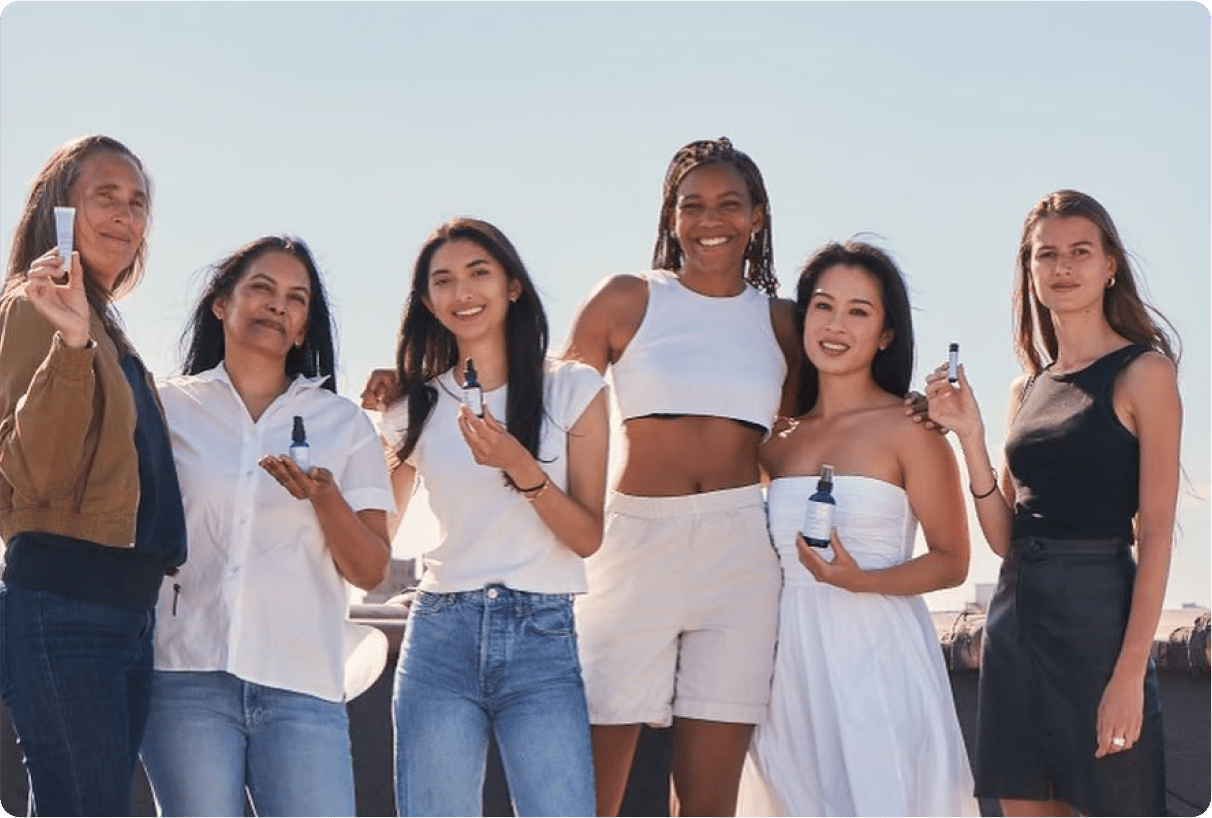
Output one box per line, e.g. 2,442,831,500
33,590,84,812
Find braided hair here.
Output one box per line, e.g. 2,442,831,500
651,137,778,296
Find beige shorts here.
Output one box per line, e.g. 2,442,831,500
574,485,781,728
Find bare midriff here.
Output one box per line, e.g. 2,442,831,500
615,415,764,496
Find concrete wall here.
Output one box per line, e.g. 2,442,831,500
1,608,1207,816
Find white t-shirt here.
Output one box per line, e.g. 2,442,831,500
152,363,393,702
381,358,606,595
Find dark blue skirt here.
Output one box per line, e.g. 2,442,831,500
974,535,1166,816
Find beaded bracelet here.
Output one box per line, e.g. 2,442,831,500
970,469,999,499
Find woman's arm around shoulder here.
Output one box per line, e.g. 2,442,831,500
561,273,649,374
895,411,970,592
769,297,802,417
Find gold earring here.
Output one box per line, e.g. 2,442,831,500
1106,277,1116,289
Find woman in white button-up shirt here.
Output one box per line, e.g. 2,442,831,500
138,236,393,817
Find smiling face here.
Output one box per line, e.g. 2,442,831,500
1028,215,1116,317
421,238,521,345
802,263,893,376
212,250,311,362
67,150,150,292
672,161,763,278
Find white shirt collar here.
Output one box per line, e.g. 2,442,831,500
195,361,332,395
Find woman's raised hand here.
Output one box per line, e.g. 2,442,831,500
924,362,984,442
23,248,90,348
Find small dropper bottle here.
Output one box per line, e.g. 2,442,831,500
802,464,836,548
289,415,311,472
462,358,484,418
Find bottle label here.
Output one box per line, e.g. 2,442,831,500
290,445,311,472
802,500,834,542
464,388,484,417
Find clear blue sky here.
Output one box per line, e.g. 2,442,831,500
2,1,1208,610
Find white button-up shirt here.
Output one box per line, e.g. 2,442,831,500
152,363,393,702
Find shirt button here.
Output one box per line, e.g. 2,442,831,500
487,588,498,600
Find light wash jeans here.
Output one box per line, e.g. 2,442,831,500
393,585,594,816
139,670,355,817
0,583,154,817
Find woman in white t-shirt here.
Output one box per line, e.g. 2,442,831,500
139,236,393,816
371,218,609,817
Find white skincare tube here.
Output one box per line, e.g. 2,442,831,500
54,207,75,272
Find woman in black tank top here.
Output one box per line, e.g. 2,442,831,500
924,190,1181,817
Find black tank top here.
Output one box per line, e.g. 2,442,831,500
1005,344,1148,541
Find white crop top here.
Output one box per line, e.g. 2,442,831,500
611,269,785,430
380,358,606,594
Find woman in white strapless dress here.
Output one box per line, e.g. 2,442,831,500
737,241,978,817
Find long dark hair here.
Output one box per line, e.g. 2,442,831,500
652,136,778,296
1015,189,1180,374
4,134,151,351
792,240,914,414
392,218,549,488
180,235,337,392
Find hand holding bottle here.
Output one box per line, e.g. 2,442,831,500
258,454,337,502
796,528,865,592
22,247,90,348
456,404,534,478
924,362,985,444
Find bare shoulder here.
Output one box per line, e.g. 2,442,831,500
573,272,649,332
1117,349,1180,413
889,399,953,457
584,272,649,308
565,272,651,370
1121,349,1178,387
1008,371,1033,400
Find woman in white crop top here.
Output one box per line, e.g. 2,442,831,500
562,137,801,816
371,218,608,816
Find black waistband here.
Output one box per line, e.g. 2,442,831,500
3,534,167,610
1010,534,1132,557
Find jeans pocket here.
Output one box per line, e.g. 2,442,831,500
410,591,452,617
524,600,574,637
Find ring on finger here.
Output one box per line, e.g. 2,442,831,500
1111,736,1126,747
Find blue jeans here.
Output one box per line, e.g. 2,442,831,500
393,585,594,816
0,582,155,816
139,670,355,816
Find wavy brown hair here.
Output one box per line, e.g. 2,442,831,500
1015,190,1179,374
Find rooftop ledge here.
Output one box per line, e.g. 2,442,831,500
351,598,1211,674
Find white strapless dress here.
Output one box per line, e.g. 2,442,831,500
737,476,978,817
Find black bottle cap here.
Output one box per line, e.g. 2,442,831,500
464,358,480,387
291,415,306,445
